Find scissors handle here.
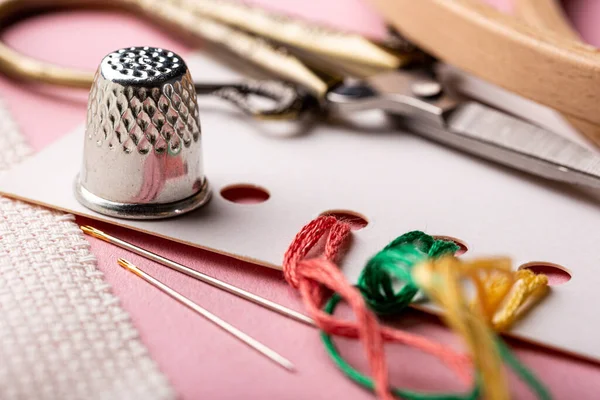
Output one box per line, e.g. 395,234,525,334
0,0,337,91
197,80,314,120
143,0,341,97
178,0,411,69
0,0,102,87
0,0,328,118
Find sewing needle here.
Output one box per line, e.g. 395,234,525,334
117,258,295,372
81,226,315,327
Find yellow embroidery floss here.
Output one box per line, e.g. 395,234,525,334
413,257,509,400
492,269,549,331
412,256,550,400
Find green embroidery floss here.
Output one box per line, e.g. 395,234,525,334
321,231,552,399
322,293,480,400
358,231,458,315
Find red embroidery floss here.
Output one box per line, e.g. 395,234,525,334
282,216,472,399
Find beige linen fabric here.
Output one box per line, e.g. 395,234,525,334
0,99,175,400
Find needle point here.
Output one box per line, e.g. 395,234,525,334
117,257,296,373
281,359,296,372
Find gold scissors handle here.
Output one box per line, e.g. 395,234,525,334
369,0,600,128
0,0,345,118
177,0,409,69
0,0,415,95
0,0,340,96
0,0,102,87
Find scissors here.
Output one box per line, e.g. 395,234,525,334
1,0,600,190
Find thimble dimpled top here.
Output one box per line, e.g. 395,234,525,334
75,46,210,219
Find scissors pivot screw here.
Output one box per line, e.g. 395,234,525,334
411,80,443,99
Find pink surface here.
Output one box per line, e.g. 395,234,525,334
2,1,600,399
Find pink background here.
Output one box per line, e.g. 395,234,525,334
2,1,600,398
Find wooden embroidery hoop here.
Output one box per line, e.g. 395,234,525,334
369,0,600,146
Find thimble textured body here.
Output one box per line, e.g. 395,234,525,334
75,47,210,219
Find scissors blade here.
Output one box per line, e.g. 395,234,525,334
327,69,600,190
403,101,600,189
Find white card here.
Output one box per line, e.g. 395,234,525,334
1,53,599,361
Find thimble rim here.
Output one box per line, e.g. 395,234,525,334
74,176,211,220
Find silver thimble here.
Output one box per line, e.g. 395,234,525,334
75,46,211,219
